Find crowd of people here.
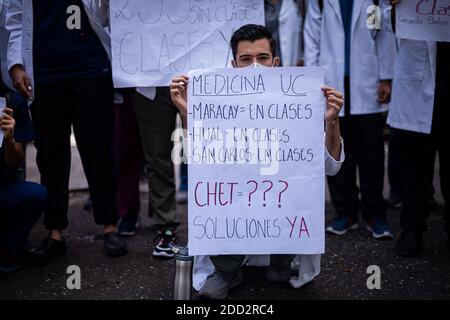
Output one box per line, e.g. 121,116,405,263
0,0,448,299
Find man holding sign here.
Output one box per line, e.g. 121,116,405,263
170,24,345,299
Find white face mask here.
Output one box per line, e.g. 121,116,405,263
246,61,276,68
249,62,266,68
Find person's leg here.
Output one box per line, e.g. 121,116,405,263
29,83,71,265
326,76,360,235
180,163,188,192
176,162,188,204
132,88,178,228
70,77,117,227
387,128,402,208
352,113,391,239
326,116,360,233
266,254,296,283
438,146,450,241
31,82,71,234
132,88,179,257
394,129,434,256
0,182,46,256
114,91,143,236
210,255,245,273
431,60,450,243
199,255,245,299
69,77,127,257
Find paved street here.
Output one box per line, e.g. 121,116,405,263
0,144,449,300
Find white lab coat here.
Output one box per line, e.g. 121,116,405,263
278,0,303,66
5,0,110,103
0,0,13,90
303,0,396,116
380,3,437,134
193,143,345,291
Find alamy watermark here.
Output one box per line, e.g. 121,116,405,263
366,265,381,290
66,265,81,290
171,121,285,176
367,5,382,30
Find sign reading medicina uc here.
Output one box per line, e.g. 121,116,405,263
187,66,326,256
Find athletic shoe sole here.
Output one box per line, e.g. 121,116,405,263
118,231,136,237
366,225,394,240
152,250,175,259
326,223,359,236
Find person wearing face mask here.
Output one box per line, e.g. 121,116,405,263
169,24,345,300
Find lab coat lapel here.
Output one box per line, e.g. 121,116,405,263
351,0,365,36
326,0,343,26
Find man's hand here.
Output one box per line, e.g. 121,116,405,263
9,64,33,100
1,107,24,168
170,75,189,123
378,79,392,104
390,0,400,5
322,86,344,124
322,87,343,161
1,107,15,142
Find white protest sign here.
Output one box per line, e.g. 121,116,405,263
187,67,325,255
0,97,5,148
396,0,450,42
109,0,264,88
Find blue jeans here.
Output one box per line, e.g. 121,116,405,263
0,181,46,255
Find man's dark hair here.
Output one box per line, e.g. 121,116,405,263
230,24,276,60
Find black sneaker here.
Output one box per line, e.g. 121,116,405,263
104,232,127,257
31,237,67,265
153,229,177,258
394,232,423,257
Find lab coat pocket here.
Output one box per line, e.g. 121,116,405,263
396,41,428,82
360,54,379,85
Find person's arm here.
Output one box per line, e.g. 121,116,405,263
170,75,189,129
5,0,32,99
303,0,322,66
1,107,24,169
381,0,398,33
99,0,110,28
322,86,343,161
376,1,397,104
